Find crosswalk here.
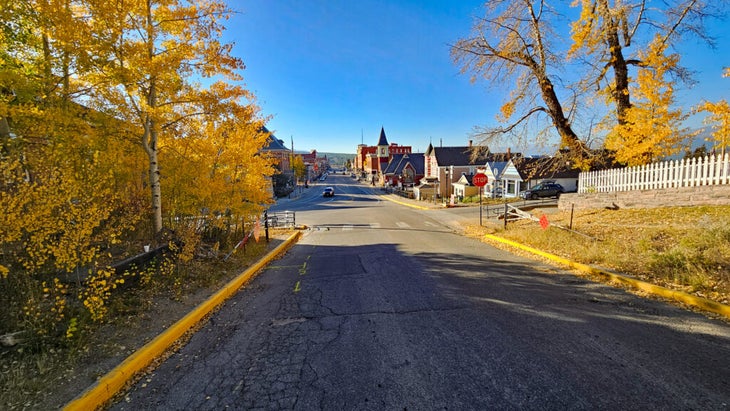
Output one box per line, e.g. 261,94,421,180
342,222,382,231
317,221,444,231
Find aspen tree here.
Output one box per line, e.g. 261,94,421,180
1,0,145,331
291,155,307,183
83,0,248,236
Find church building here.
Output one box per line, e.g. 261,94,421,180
356,127,411,184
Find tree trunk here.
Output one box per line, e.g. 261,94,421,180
144,0,163,235
142,79,163,235
142,0,162,235
533,68,586,156
0,116,10,155
141,107,163,234
598,0,632,125
147,127,163,235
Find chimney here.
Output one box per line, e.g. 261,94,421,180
468,140,472,148
506,147,511,160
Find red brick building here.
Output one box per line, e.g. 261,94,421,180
355,127,411,184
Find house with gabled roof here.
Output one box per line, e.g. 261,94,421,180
483,161,506,198
452,173,480,200
485,159,524,198
383,154,406,186
383,152,425,188
424,142,492,199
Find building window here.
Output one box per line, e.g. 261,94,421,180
507,180,516,195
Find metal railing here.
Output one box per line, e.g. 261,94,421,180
266,211,296,228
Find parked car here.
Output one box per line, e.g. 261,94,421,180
520,182,564,200
323,187,335,197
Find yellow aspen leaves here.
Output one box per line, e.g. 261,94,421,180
79,267,122,322
498,101,516,122
568,0,602,59
291,155,307,183
2,0,273,342
699,100,729,146
696,71,730,156
605,35,690,165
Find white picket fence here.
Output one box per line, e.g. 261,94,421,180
578,154,730,193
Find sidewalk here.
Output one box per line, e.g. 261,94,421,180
272,186,308,208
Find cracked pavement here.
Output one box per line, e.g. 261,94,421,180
112,176,730,410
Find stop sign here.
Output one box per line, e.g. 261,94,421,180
472,173,488,187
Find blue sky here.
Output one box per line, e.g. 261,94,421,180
226,1,729,155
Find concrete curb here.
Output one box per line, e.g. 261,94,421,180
483,234,730,320
64,231,303,411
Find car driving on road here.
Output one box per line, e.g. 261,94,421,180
323,187,335,197
520,181,564,200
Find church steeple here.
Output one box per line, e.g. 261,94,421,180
377,127,388,146
377,127,389,158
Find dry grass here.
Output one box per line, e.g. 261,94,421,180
465,205,730,305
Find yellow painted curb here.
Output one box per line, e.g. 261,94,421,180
381,194,431,210
483,234,730,320
64,231,302,411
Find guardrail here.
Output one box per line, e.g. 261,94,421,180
266,211,296,228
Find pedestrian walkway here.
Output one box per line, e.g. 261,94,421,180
272,187,307,207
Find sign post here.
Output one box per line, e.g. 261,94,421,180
472,173,488,226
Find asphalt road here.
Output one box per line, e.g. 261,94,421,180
113,174,730,410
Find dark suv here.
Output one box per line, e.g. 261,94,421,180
520,182,564,200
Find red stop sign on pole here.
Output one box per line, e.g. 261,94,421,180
473,173,488,187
